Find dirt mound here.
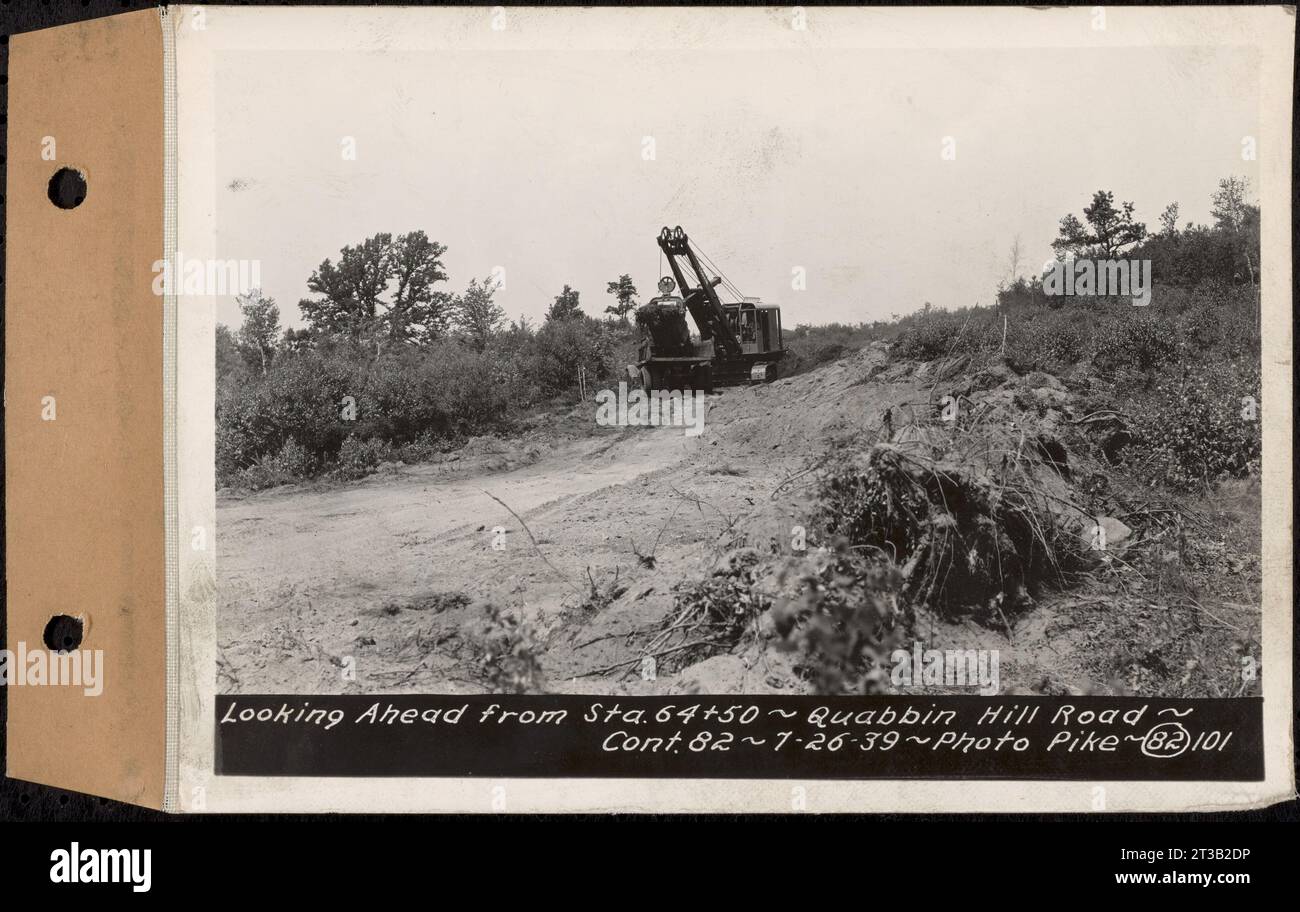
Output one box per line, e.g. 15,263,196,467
701,343,892,450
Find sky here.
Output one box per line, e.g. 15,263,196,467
211,42,1260,330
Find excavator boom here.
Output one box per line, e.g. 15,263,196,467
656,226,743,358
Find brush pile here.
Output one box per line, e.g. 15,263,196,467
647,549,771,673
818,441,1090,621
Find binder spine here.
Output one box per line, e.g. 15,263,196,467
161,5,180,815
4,8,168,808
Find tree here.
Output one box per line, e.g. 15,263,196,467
1211,176,1251,231
216,324,246,381
281,327,315,354
455,276,506,352
1000,234,1023,290
387,231,454,346
546,284,583,321
1159,202,1180,237
1211,176,1260,282
298,230,451,351
235,288,280,375
1051,190,1147,259
603,274,639,321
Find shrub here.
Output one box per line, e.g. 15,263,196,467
995,276,1051,310
1123,361,1261,490
1135,228,1246,288
1003,313,1089,371
892,304,1092,370
216,347,359,483
887,283,1253,381
240,438,316,490
394,430,446,464
893,308,988,361
359,343,511,442
334,435,388,480
771,544,904,694
464,603,545,693
1166,282,1259,360
1181,302,1224,352
783,322,879,376
216,341,518,486
530,316,620,397
1092,310,1179,373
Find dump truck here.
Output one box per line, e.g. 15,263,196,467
626,226,786,393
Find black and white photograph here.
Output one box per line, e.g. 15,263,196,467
210,12,1267,706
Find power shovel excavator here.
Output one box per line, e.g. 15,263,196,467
626,226,787,394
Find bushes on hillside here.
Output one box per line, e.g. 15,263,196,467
890,303,1089,371
216,348,358,482
358,344,513,443
1092,310,1180,373
217,317,639,488
1001,310,1090,372
239,438,318,491
891,280,1257,377
783,322,884,375
892,308,980,361
1137,227,1245,287
529,316,621,397
335,435,389,481
217,343,514,487
886,280,1261,496
1124,361,1261,491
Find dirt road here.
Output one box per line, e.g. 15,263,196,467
218,345,918,693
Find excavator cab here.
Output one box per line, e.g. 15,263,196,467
725,299,783,355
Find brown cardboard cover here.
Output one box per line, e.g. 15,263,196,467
5,9,166,808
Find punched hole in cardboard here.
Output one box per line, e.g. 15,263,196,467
43,615,84,653
47,167,87,210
